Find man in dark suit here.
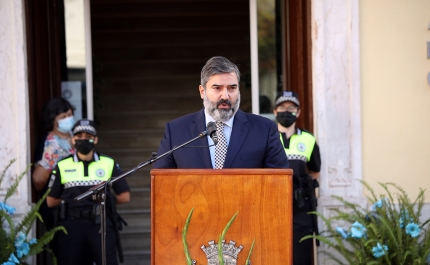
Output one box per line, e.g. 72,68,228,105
153,56,289,169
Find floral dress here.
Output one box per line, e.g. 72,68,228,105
38,133,75,172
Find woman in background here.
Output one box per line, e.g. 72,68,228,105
33,97,75,193
32,97,75,261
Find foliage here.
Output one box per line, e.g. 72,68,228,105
302,181,430,265
182,208,194,265
0,159,66,265
182,209,255,265
218,212,238,265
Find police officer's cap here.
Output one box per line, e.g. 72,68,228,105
72,119,97,136
275,91,300,107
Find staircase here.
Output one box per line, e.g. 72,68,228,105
90,0,251,263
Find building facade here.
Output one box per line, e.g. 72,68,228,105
1,0,429,264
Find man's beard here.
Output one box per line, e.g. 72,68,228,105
203,93,241,122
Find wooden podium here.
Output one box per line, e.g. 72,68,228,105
150,168,293,265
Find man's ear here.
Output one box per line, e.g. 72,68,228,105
199,85,205,99
94,136,99,145
296,109,301,118
71,137,76,146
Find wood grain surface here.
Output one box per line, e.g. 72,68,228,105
151,169,293,265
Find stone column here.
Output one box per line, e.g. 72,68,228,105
312,0,365,263
0,0,32,230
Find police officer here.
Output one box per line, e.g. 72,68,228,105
46,119,130,265
273,91,321,265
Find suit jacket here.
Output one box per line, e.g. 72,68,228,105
152,109,289,169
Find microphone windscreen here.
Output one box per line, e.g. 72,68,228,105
206,122,218,145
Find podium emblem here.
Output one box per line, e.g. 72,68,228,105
201,240,250,265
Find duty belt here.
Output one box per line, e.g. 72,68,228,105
67,208,95,219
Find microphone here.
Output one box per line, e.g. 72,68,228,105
206,121,218,145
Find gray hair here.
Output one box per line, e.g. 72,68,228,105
200,56,241,88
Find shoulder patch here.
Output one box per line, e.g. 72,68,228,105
48,174,56,188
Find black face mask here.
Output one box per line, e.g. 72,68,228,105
74,139,95,155
276,111,297,128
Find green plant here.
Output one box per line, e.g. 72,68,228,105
0,159,66,265
302,181,430,265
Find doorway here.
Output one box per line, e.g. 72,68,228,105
90,0,252,263
25,0,313,264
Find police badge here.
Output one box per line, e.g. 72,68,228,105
95,168,105,177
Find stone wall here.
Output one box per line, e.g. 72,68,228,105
0,0,32,218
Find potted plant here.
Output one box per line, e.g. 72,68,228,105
303,181,430,265
0,159,65,265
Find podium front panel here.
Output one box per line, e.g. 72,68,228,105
151,168,293,265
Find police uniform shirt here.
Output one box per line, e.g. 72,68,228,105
48,152,130,209
281,129,321,211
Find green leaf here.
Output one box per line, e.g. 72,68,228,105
244,238,255,265
14,188,51,238
4,163,31,202
218,212,238,265
182,208,194,265
27,226,67,257
0,159,16,188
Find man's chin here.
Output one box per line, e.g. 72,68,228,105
217,107,231,111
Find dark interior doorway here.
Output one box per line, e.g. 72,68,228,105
90,0,251,263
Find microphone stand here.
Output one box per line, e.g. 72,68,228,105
74,128,212,265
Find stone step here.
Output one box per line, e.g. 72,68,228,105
118,171,151,190
98,83,199,97
121,250,151,265
95,114,180,131
117,188,150,210
96,131,164,149
119,213,150,230
96,94,202,112
120,227,151,251
98,156,161,172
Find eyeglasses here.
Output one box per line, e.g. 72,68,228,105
277,106,298,112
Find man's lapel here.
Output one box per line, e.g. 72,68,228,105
190,109,213,168
223,110,249,168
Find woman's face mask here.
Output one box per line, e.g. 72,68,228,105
57,116,75,133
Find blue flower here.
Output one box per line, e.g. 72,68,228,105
29,238,37,245
372,199,385,210
399,210,414,228
0,202,16,215
405,222,420,238
335,227,349,239
14,232,26,247
16,242,30,258
351,221,367,238
372,243,388,258
8,253,19,263
2,253,20,264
